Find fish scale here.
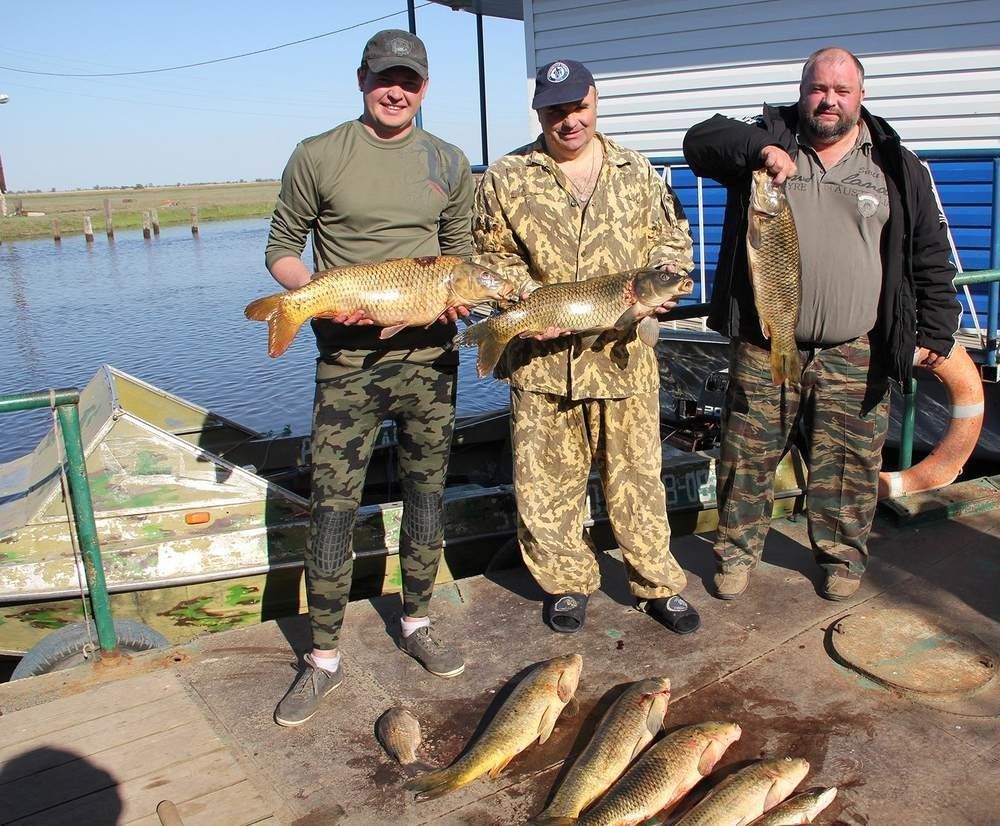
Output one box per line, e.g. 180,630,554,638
746,169,802,385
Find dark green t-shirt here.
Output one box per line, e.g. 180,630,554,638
265,119,474,354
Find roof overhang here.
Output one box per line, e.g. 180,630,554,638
428,0,524,21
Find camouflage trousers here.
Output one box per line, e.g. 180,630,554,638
511,386,687,600
305,353,457,651
714,337,889,577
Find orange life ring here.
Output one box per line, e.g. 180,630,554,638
879,344,984,498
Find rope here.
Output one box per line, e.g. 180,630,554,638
50,390,97,661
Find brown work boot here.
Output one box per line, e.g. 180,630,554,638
820,572,861,601
712,567,751,600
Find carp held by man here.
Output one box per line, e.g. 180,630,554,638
746,169,802,385
404,654,583,801
457,267,694,378
244,256,517,357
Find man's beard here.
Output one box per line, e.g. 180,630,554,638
800,104,859,141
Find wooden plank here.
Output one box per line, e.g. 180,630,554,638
3,720,225,820
125,779,273,826
0,690,200,781
0,670,182,747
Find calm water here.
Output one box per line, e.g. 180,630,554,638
0,218,509,464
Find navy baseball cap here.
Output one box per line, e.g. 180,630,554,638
531,59,595,110
362,29,428,79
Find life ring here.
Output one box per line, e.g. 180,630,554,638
879,344,984,498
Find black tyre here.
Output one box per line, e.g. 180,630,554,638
11,619,169,680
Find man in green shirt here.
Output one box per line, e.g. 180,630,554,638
264,29,473,728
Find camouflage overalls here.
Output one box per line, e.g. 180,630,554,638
715,337,888,579
474,134,694,599
308,351,457,649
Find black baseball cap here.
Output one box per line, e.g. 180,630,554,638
361,29,428,79
531,59,595,110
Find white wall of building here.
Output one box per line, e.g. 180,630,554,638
522,0,1000,155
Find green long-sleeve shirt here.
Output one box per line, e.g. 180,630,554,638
265,118,474,354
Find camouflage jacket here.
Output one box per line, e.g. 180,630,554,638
473,133,693,399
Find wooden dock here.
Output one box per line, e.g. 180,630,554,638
1,501,997,825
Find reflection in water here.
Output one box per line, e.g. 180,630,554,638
0,218,509,462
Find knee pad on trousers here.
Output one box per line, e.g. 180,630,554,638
402,485,443,546
310,507,357,574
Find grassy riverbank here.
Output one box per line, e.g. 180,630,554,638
0,181,280,242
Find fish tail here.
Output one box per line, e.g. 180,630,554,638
403,765,474,801
456,320,505,379
244,294,302,358
771,346,800,385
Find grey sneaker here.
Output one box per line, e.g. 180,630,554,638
274,653,343,727
397,626,465,678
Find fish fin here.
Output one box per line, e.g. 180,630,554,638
244,294,302,358
526,819,578,826
403,766,465,801
487,754,516,780
613,304,644,331
577,333,601,353
759,318,772,341
456,319,508,377
698,740,730,776
562,696,581,719
637,316,660,347
748,212,762,249
475,335,506,379
537,703,561,745
557,668,578,704
771,347,800,386
379,323,409,339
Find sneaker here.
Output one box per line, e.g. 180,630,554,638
398,625,465,678
712,567,751,600
820,572,861,602
274,653,343,727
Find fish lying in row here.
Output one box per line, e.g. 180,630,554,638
530,677,673,823
375,707,422,765
748,787,839,825
575,721,744,826
404,654,583,801
245,256,517,357
457,268,694,378
746,168,802,385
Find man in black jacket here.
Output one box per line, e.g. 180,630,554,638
683,46,960,601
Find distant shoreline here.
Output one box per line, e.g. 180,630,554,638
0,181,281,242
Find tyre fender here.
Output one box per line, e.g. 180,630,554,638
879,344,984,498
11,619,169,680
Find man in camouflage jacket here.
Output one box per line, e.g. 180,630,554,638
474,58,701,635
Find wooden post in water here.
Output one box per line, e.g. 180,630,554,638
53,218,61,243
150,207,160,237
142,211,151,240
190,205,199,236
103,198,114,240
83,215,94,243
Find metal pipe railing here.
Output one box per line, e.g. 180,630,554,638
0,388,118,652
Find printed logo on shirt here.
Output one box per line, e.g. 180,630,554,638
857,193,879,218
547,61,570,83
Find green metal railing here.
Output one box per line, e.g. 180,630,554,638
0,389,118,652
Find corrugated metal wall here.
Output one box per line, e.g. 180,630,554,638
527,0,1000,152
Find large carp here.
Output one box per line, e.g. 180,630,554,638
530,677,672,823
576,721,742,826
747,787,838,825
404,654,583,801
245,256,516,357
675,756,810,826
457,268,694,378
747,169,801,385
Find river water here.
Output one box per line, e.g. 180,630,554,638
0,218,509,464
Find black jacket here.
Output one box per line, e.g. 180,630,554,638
682,104,960,390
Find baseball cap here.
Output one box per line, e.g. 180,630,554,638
361,29,428,79
531,59,595,110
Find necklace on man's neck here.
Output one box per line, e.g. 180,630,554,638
565,140,601,204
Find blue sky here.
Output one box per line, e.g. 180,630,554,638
0,2,531,191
